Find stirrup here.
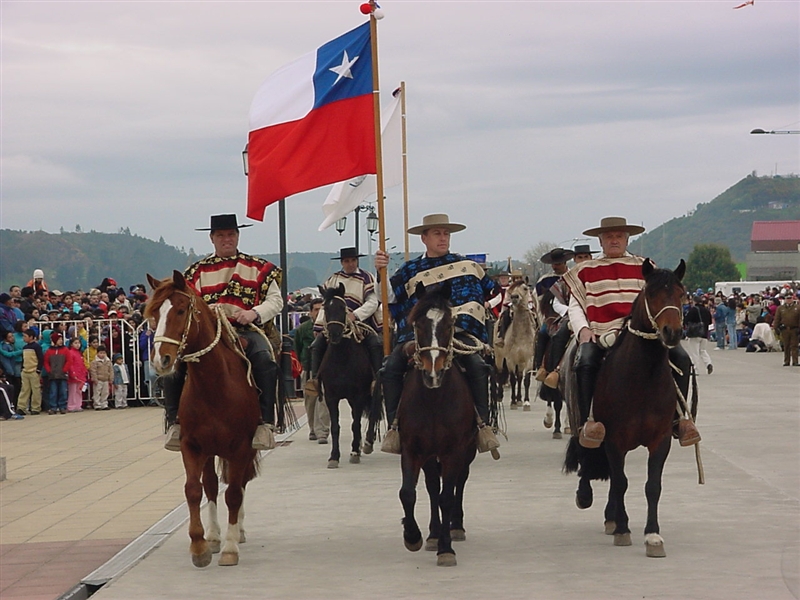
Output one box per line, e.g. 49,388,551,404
678,419,701,447
380,426,401,455
543,370,560,389
579,420,605,448
164,423,181,452
477,425,500,460
252,423,276,451
534,367,547,382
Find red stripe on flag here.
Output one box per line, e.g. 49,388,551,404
246,94,375,220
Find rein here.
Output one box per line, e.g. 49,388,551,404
626,296,683,341
322,296,376,343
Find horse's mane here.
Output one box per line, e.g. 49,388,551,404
409,286,453,326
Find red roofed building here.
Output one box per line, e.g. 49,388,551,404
747,220,800,279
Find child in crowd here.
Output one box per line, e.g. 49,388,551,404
0,330,22,404
112,353,129,409
0,368,24,420
90,345,113,410
18,329,43,414
44,332,71,414
84,335,99,370
67,337,88,412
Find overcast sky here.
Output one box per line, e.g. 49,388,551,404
2,0,798,264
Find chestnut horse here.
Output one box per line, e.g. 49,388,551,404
564,259,694,558
146,271,261,568
398,282,477,567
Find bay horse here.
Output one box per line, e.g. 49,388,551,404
145,271,261,568
536,288,568,438
317,283,378,469
398,282,477,567
493,281,536,410
564,259,695,558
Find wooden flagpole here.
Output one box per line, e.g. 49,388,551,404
369,4,392,355
400,81,410,262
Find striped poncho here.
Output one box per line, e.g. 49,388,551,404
389,253,498,344
562,254,645,338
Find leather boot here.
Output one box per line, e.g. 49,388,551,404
533,326,548,371
161,367,185,452
460,350,500,459
250,353,278,450
575,342,605,448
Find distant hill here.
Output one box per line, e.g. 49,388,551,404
629,174,800,269
0,229,376,293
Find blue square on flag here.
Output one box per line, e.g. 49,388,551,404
313,22,372,109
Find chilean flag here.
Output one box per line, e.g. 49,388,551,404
246,22,376,221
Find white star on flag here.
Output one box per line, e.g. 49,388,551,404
329,50,360,85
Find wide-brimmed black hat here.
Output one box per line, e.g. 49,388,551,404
196,214,253,231
540,247,575,265
331,247,365,260
573,244,599,255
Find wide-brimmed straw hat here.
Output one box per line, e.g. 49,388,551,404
573,244,599,255
540,248,575,265
407,213,466,235
582,216,645,237
196,214,253,231
331,247,365,260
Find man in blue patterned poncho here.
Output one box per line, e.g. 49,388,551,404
374,214,501,456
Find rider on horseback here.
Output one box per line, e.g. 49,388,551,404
374,213,501,456
532,247,574,384
162,214,282,452
534,245,596,389
308,247,384,389
563,217,700,449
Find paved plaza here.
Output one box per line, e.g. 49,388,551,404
1,349,798,600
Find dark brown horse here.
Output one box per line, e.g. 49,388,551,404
564,259,694,558
398,282,477,567
146,271,261,568
317,284,377,469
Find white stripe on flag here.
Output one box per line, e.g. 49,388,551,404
318,89,403,231
249,52,316,130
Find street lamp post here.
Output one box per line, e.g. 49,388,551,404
335,204,376,255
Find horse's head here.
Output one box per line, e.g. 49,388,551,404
637,259,686,348
508,282,530,311
321,283,348,345
409,281,454,389
144,271,199,375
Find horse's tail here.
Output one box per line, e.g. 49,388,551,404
563,437,609,481
218,453,262,484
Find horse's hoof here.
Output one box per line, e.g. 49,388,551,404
543,407,554,428
450,529,466,542
510,403,518,410
614,533,632,547
425,537,438,551
349,453,360,464
437,552,457,567
576,491,593,509
192,549,212,568
218,551,239,566
645,534,666,557
604,521,616,535
552,431,562,439
362,442,373,455
523,402,531,412
564,425,571,435
208,540,221,554
327,460,339,469
239,531,247,543
404,537,423,552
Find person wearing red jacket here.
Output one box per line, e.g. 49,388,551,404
44,332,71,414
66,337,88,412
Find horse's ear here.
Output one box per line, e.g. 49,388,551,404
524,276,530,285
146,274,161,291
318,285,325,297
642,258,655,278
674,259,686,282
172,270,187,290
414,281,427,299
336,282,345,296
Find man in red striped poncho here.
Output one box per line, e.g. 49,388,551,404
162,214,283,452
563,217,700,449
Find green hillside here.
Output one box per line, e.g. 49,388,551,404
629,174,800,269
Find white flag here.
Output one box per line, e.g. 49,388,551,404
318,87,403,231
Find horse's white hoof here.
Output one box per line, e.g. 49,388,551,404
552,431,562,439
239,531,247,543
349,453,360,464
604,520,616,535
645,533,666,557
218,551,239,566
327,460,339,469
614,533,632,546
208,540,221,554
425,537,438,551
450,529,466,542
523,402,531,412
543,407,554,428
437,552,457,567
510,403,518,410
192,548,212,568
362,442,373,455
